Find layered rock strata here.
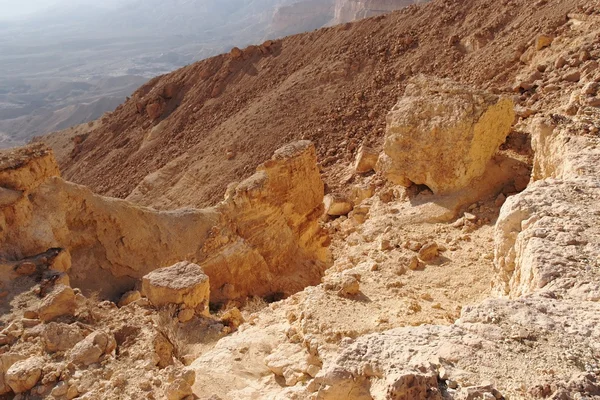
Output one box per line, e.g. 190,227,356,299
0,141,329,302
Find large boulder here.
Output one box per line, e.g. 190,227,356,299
382,76,514,194
142,261,210,315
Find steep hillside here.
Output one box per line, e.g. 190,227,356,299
47,0,581,210
1,0,599,398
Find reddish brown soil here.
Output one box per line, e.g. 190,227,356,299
51,0,588,208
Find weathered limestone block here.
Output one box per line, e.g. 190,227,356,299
0,143,60,192
5,357,43,393
37,285,76,322
383,76,514,194
69,331,116,366
141,261,210,315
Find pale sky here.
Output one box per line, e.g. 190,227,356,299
0,0,61,18
0,0,122,19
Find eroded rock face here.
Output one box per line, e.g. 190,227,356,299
0,141,329,302
494,118,600,299
331,0,419,25
382,76,514,194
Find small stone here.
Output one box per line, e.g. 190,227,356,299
43,323,85,353
464,212,477,221
118,291,142,307
582,82,598,96
418,242,439,262
66,384,79,399
51,381,68,397
23,311,38,320
379,239,392,251
220,308,244,329
166,378,193,400
324,194,354,216
405,240,423,252
562,70,581,82
535,34,554,50
177,308,195,323
14,262,36,276
494,193,506,207
407,256,420,271
21,318,39,328
439,366,449,380
354,145,379,173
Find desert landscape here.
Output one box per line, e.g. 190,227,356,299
1,0,600,399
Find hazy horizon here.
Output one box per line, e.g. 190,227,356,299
0,0,124,19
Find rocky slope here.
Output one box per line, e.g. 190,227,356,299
0,0,599,399
42,0,577,210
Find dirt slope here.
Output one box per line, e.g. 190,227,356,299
48,0,580,210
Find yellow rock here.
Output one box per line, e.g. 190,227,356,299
383,76,514,194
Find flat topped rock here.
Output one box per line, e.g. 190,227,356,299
142,261,210,314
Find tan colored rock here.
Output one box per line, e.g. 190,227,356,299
42,323,85,353
118,290,142,307
0,353,26,395
418,242,439,262
0,143,60,192
382,76,514,194
154,332,174,368
142,261,210,315
14,262,36,276
324,194,353,216
324,273,360,297
353,145,379,174
37,285,76,322
5,357,43,393
536,34,554,50
178,308,195,323
69,331,116,366
220,307,245,329
350,183,374,205
166,378,193,400
230,47,243,59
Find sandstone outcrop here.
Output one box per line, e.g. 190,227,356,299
382,76,514,194
0,141,329,303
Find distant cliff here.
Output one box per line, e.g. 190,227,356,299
269,0,421,38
